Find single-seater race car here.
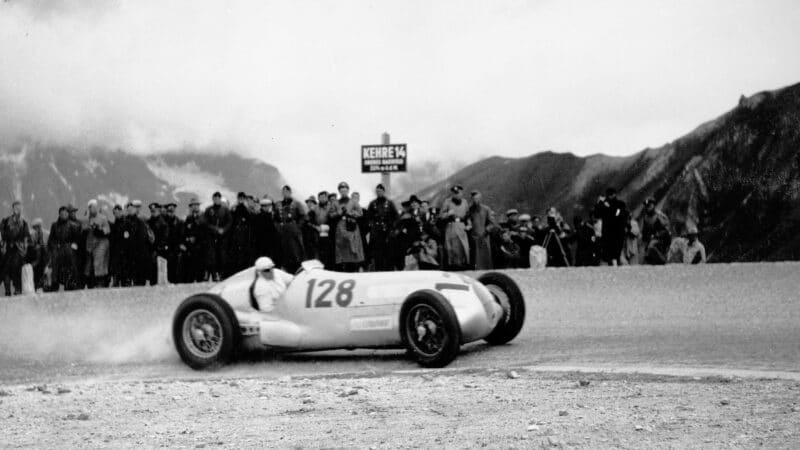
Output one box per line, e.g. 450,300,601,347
173,260,525,369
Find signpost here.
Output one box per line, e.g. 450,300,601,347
361,132,406,195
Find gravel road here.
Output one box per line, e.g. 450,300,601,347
1,262,799,447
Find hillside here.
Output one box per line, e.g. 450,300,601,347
417,82,800,262
0,144,286,221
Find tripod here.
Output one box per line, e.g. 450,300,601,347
542,229,571,267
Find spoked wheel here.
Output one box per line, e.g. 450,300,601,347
182,309,223,358
173,294,238,370
479,272,526,345
400,290,461,368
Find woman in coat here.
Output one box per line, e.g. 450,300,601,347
331,182,365,272
439,185,470,270
84,200,111,287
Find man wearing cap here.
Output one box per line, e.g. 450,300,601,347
366,184,399,271
47,206,81,291
276,186,306,273
118,200,151,286
162,203,184,283
330,182,365,272
683,225,706,264
147,202,170,285
203,192,233,282
439,185,470,270
180,198,206,283
228,192,254,276
467,191,494,270
302,196,321,261
1,201,30,295
641,198,671,265
83,199,111,288
595,188,629,266
252,197,280,265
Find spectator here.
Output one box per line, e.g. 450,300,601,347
303,196,321,261
331,182,365,273
315,191,334,268
439,185,470,270
108,205,125,286
595,188,628,266
203,192,232,281
396,199,422,270
229,192,254,275
573,215,599,266
276,185,306,274
163,203,184,283
47,206,80,291
543,207,571,267
1,200,30,296
498,230,521,268
180,198,206,283
641,198,671,265
66,204,86,288
515,214,537,269
366,184,399,271
121,200,152,286
620,215,641,265
27,218,48,292
83,199,111,288
684,226,706,264
147,202,170,284
467,191,494,270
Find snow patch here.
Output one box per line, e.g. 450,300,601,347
147,160,233,207
97,192,129,208
48,159,73,193
83,158,106,175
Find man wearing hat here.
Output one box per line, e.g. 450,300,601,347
203,191,232,282
595,188,629,266
27,217,48,291
108,204,126,286
47,206,81,291
467,191,494,270
276,185,306,273
301,196,321,261
366,183,399,271
147,202,170,285
228,192,254,276
439,185,470,269
180,198,206,283
83,199,111,288
1,200,30,295
161,202,184,283
683,225,706,264
330,181,365,272
64,203,87,288
118,199,151,286
252,196,280,266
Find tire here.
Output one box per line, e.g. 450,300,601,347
172,294,239,370
479,272,526,345
400,289,462,368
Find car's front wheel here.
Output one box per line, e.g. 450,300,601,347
173,294,238,370
479,272,526,345
400,290,462,368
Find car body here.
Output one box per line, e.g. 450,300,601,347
173,260,526,369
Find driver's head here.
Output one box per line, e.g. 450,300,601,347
255,256,276,280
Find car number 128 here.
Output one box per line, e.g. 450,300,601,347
305,279,356,308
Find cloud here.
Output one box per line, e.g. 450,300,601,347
1,0,799,196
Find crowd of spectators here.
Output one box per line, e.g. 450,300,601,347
0,183,705,296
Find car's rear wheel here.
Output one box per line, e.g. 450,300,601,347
400,290,462,368
479,272,526,345
173,294,238,370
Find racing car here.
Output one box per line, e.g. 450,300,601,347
172,260,526,369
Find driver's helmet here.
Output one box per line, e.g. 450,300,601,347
255,257,275,272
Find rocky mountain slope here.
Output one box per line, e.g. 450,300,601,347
416,82,800,262
0,144,286,221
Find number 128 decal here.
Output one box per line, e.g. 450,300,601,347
305,279,356,308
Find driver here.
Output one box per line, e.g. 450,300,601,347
249,257,293,312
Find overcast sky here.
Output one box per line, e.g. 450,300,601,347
1,0,799,194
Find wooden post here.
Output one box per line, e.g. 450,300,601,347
381,132,391,195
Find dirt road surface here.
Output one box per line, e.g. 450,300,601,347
1,262,799,447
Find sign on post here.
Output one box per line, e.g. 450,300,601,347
361,144,407,173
